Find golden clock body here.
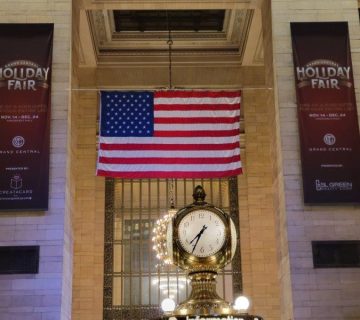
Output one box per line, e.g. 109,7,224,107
168,204,237,272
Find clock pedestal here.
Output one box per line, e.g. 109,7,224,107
173,271,232,316
161,186,264,320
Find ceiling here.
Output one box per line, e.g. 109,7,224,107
79,8,264,67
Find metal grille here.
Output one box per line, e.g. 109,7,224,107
104,178,242,320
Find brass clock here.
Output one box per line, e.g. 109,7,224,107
168,192,237,273
166,185,239,316
177,208,226,258
162,186,263,319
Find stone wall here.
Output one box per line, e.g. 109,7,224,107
271,0,360,319
70,91,105,320
0,1,72,320
241,89,282,320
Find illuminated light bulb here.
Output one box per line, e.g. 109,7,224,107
234,296,250,311
179,308,187,315
222,307,230,314
161,298,176,313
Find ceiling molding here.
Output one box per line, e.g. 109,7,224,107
85,8,261,67
79,10,97,66
77,0,258,10
241,8,263,65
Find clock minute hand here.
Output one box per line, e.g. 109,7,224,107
190,225,208,253
189,225,207,244
191,236,201,253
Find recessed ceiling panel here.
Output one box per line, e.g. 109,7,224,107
85,9,264,66
113,10,226,32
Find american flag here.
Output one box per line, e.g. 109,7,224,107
96,90,242,178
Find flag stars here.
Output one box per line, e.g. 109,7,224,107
102,92,153,137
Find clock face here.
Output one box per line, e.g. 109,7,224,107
178,209,226,258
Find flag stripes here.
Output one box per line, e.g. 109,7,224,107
96,90,242,179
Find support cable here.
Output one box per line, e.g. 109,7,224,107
166,10,173,89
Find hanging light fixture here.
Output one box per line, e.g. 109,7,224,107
151,12,177,266
152,178,177,265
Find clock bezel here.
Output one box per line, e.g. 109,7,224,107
172,203,233,269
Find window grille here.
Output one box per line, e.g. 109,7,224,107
104,178,242,320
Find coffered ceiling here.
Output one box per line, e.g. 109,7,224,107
78,7,263,67
74,0,266,88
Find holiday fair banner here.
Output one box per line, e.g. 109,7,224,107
0,24,53,210
291,22,360,203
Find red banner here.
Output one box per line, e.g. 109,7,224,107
291,22,360,203
0,24,53,210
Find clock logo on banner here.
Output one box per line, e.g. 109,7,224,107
323,133,336,146
12,136,25,148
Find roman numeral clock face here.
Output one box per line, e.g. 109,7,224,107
178,209,226,258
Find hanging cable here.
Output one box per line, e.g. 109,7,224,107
166,10,173,89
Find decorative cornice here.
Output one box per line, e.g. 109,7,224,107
88,8,255,64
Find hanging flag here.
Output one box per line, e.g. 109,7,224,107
96,90,242,179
